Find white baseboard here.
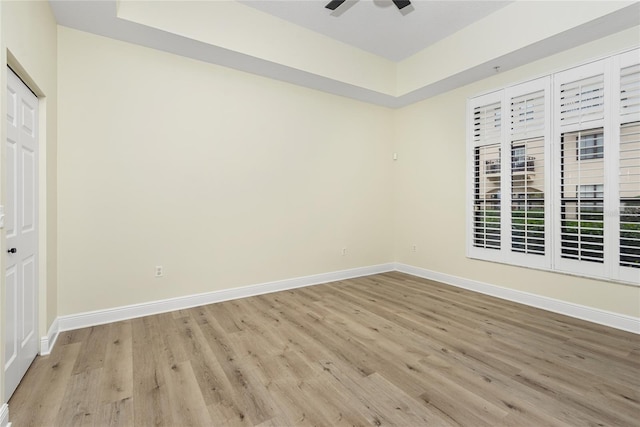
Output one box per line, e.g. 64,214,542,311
40,318,59,356
0,404,10,427
39,261,638,357
47,263,395,341
395,263,640,334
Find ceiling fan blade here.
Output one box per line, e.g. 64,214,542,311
392,0,411,9
325,0,347,10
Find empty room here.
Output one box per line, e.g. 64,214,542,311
1,0,639,426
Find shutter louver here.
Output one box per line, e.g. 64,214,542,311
473,102,501,146
559,75,605,126
620,63,640,121
510,91,545,141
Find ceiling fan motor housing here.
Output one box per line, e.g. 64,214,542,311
326,0,412,12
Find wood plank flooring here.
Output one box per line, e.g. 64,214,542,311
8,272,640,426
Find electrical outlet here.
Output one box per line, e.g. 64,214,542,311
341,247,347,256
155,266,163,277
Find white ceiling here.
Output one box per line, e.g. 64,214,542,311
239,0,511,61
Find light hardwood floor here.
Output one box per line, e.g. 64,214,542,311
8,272,640,426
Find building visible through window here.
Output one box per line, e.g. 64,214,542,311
578,132,604,160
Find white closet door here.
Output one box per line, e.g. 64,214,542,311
4,67,39,400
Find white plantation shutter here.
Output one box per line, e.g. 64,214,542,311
510,142,546,256
470,94,503,254
617,50,640,280
473,144,502,250
555,60,608,277
619,124,640,270
558,130,606,265
507,79,550,265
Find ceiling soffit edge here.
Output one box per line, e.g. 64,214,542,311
50,1,640,108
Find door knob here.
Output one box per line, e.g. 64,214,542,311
7,248,16,254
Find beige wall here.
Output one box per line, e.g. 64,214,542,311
57,25,640,320
394,27,640,318
0,0,57,404
57,27,394,316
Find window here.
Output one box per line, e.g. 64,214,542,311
469,78,550,268
467,48,640,284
